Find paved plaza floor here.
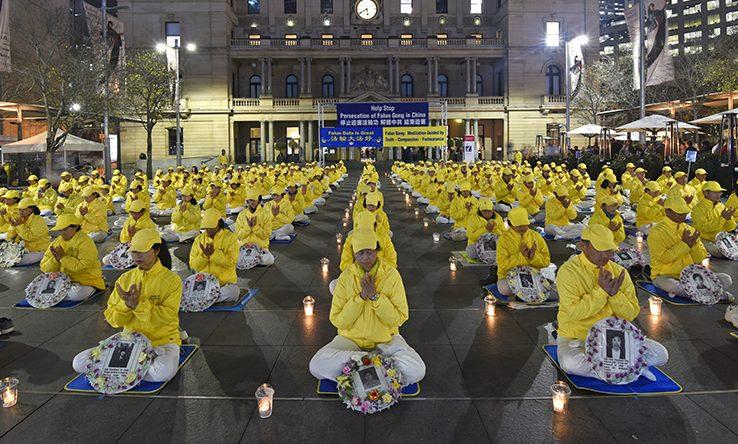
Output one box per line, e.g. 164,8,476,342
0,166,737,443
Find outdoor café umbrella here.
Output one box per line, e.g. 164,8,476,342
690,108,738,125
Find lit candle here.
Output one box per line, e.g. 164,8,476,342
423,218,429,228
320,257,330,273
648,296,662,316
1,378,18,408
636,231,643,244
255,383,275,419
303,296,315,316
483,295,496,317
433,232,440,243
550,381,571,413
336,233,343,245
414,209,420,216
449,256,458,272
702,258,710,268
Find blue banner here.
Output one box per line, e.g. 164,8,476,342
336,102,429,127
319,127,383,148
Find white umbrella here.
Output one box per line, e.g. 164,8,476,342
612,131,642,141
567,124,604,136
690,108,738,125
616,114,699,132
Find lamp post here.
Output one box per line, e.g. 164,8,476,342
101,1,128,181
157,41,196,168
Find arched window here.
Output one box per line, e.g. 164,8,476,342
546,65,561,96
475,73,483,96
321,74,335,98
438,74,448,97
401,74,414,97
285,74,299,98
249,75,261,98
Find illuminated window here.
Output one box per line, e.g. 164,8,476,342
248,34,261,46
707,0,719,10
683,4,701,15
248,0,260,14
545,21,560,47
361,33,373,46
728,11,738,21
321,33,334,45
470,0,482,14
603,46,614,54
709,28,721,38
400,33,413,45
285,34,297,46
684,31,702,42
683,18,701,28
401,0,413,14
708,14,721,25
436,33,448,45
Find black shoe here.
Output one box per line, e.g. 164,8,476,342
479,267,498,286
0,317,14,335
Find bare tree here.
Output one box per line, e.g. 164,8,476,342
0,7,109,177
115,49,173,178
572,56,638,126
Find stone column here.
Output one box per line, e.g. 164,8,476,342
267,58,273,95
434,57,439,94
427,57,433,95
394,57,400,93
260,58,266,96
259,121,266,161
268,121,275,162
465,119,471,135
306,57,312,94
346,57,352,95
299,58,305,95
340,58,345,95
299,120,306,162
388,57,394,95
471,57,478,95
307,120,314,161
465,58,471,94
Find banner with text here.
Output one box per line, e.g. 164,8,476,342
337,102,429,127
320,127,383,148
383,126,447,148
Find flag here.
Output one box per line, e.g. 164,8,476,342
567,38,584,99
625,0,673,89
82,3,126,73
0,0,10,72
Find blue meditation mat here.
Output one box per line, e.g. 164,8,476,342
294,220,311,227
64,344,198,395
14,289,105,309
636,281,700,306
270,233,297,245
197,288,259,312
103,264,134,271
542,232,580,241
483,284,522,304
316,379,421,397
12,261,39,268
542,345,682,396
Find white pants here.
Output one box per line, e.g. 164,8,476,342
227,206,244,216
151,208,173,217
112,196,125,203
465,244,479,260
703,240,726,259
557,336,668,380
271,224,295,239
160,228,200,243
498,278,559,301
654,274,732,299
65,285,96,301
304,205,318,214
637,224,654,236
0,233,6,241
436,215,454,224
309,334,426,386
73,343,180,383
425,205,439,214
545,223,584,239
88,231,108,243
217,284,240,303
450,228,467,242
18,251,44,266
494,202,512,213
313,197,326,206
417,197,430,204
411,191,422,198
293,214,310,224
260,251,275,266
532,212,546,224
40,209,53,216
576,200,595,211
621,209,636,225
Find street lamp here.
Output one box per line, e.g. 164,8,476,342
157,39,196,168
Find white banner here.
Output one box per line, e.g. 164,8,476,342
0,0,10,72
83,3,126,72
625,0,673,89
567,38,584,99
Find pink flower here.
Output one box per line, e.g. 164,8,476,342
342,366,351,375
360,401,371,413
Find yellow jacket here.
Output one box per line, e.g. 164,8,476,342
688,178,704,196
54,194,82,216
8,214,49,252
494,180,516,204
330,260,408,349
119,214,157,244
154,186,177,210
35,188,58,211
692,199,737,242
629,179,646,205
265,199,295,229
203,192,227,216
726,193,738,225
226,186,247,208
648,218,707,278
353,208,391,237
76,199,108,233
657,175,675,192
171,203,201,232
667,183,697,208
340,230,397,271
286,192,306,215
516,187,545,215
545,198,577,226
41,230,105,289
0,204,18,233
111,175,128,197
588,208,626,245
449,195,478,230
557,253,639,340
497,228,550,279
125,190,150,213
636,196,664,227
190,229,239,285
466,212,505,245
235,205,272,249
104,260,182,346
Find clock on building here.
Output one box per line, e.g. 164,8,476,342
355,0,378,20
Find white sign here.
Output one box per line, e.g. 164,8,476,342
463,135,476,163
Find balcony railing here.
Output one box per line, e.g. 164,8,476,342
542,95,567,104
231,96,506,109
231,37,504,50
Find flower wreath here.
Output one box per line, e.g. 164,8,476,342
180,272,221,312
237,245,263,270
0,240,26,268
680,264,723,305
107,243,134,270
24,272,72,309
716,232,738,261
474,233,498,265
84,331,155,395
585,317,648,385
337,352,402,415
612,247,647,270
506,266,552,304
